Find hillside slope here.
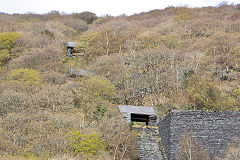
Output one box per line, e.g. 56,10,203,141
0,5,239,159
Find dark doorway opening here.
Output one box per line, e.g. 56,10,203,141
131,113,150,126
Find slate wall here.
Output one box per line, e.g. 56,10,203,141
134,127,163,160
122,112,131,124
158,113,171,159
158,110,240,160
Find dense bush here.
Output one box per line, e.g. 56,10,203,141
0,32,21,68
7,46,63,72
0,49,11,68
185,75,237,111
80,76,116,101
73,11,98,24
68,131,105,154
10,68,42,83
0,32,20,50
0,89,31,115
174,7,193,23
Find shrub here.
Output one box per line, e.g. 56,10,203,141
185,75,222,110
45,21,77,40
64,57,87,69
176,132,210,160
206,33,236,55
0,32,21,68
10,68,42,83
231,89,240,107
73,11,98,24
61,17,88,33
137,32,161,49
177,18,223,39
225,21,240,33
42,71,67,84
7,46,63,72
216,138,240,160
32,86,73,110
174,8,193,23
95,28,126,55
185,75,238,111
75,32,98,58
0,89,30,115
41,29,54,38
67,131,105,155
0,125,20,155
163,34,179,49
0,32,20,50
80,76,116,101
0,111,74,157
0,49,11,67
75,29,126,59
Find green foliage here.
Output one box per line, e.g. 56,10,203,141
186,75,222,110
67,131,105,154
41,29,54,38
22,152,37,159
183,69,195,84
0,32,21,68
231,89,240,107
72,76,116,119
93,104,107,120
96,28,126,55
163,34,179,49
185,75,237,111
0,32,20,50
174,8,193,23
77,32,98,48
0,49,11,68
184,69,194,78
80,76,116,101
232,89,240,97
130,121,137,127
79,32,97,56
10,68,42,83
75,29,126,59
138,34,161,49
0,127,14,154
74,11,98,24
1,6,240,159
65,57,87,68
231,46,240,55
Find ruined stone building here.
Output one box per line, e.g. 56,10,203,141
119,106,240,160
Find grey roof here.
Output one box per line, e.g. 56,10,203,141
67,42,79,48
233,68,240,72
68,68,92,76
118,105,155,115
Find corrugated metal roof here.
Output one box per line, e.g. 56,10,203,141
118,105,155,115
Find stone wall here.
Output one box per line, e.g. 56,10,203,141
158,113,171,159
122,112,131,124
158,110,240,160
134,127,163,160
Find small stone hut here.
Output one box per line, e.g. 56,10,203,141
118,105,157,126
66,42,85,57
